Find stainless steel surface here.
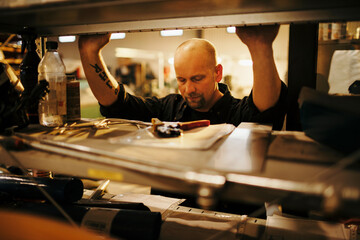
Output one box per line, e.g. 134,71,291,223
0,123,264,195
0,0,359,35
14,132,227,188
1,122,359,216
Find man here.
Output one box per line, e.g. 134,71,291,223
78,25,287,129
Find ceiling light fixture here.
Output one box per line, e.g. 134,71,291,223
160,29,183,37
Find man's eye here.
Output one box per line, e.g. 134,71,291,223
192,76,204,81
177,78,186,83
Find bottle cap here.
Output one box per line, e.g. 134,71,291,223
46,41,58,50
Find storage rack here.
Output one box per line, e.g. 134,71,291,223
1,0,359,129
0,0,360,217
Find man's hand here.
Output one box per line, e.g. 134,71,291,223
236,25,280,49
78,33,111,53
78,33,119,106
235,25,282,112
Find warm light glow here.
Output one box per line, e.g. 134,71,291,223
227,27,236,33
160,30,183,37
58,36,76,43
111,33,126,40
238,59,253,66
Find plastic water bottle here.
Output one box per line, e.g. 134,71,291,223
38,41,67,127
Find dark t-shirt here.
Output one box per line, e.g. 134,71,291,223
100,82,287,130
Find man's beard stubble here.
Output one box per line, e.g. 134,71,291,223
184,93,206,110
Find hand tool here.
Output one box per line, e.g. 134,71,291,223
151,118,210,138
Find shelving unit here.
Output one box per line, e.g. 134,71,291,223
0,0,359,130
0,0,360,220
317,39,360,88
0,0,359,36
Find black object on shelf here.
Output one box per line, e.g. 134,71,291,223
0,63,29,131
0,175,83,203
75,199,151,211
19,28,41,124
349,80,360,94
299,87,360,154
10,201,162,240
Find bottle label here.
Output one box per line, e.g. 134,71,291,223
55,75,67,116
66,80,81,122
81,207,119,234
38,73,67,127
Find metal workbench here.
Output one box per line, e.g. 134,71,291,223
1,121,359,218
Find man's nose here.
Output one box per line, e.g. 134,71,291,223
185,81,196,94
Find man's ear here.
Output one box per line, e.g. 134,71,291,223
215,64,223,83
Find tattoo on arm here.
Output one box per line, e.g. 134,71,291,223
90,63,102,73
90,63,118,95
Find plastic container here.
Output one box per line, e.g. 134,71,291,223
38,41,67,127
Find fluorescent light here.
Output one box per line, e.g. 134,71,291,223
59,35,76,43
160,30,183,37
226,27,236,33
168,57,174,65
217,57,222,64
238,59,253,66
111,33,126,40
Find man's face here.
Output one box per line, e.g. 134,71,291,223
174,48,221,112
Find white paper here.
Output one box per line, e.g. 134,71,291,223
81,207,119,234
111,193,185,219
108,124,235,150
328,50,360,94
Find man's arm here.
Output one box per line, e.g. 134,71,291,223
78,34,120,106
236,25,282,112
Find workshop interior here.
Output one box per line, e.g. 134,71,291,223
0,1,360,239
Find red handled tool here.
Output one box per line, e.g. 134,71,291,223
151,118,210,138
178,120,210,130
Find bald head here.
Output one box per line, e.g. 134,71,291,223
174,38,217,68
173,38,223,112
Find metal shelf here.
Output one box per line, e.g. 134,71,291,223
0,0,360,36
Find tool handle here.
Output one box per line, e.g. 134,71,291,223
179,120,210,130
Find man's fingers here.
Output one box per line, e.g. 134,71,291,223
236,24,280,45
78,33,111,50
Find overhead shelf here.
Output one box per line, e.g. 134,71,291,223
0,0,360,36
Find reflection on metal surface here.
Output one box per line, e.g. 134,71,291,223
14,133,226,188
4,123,360,216
208,128,269,173
227,173,327,196
184,171,226,186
